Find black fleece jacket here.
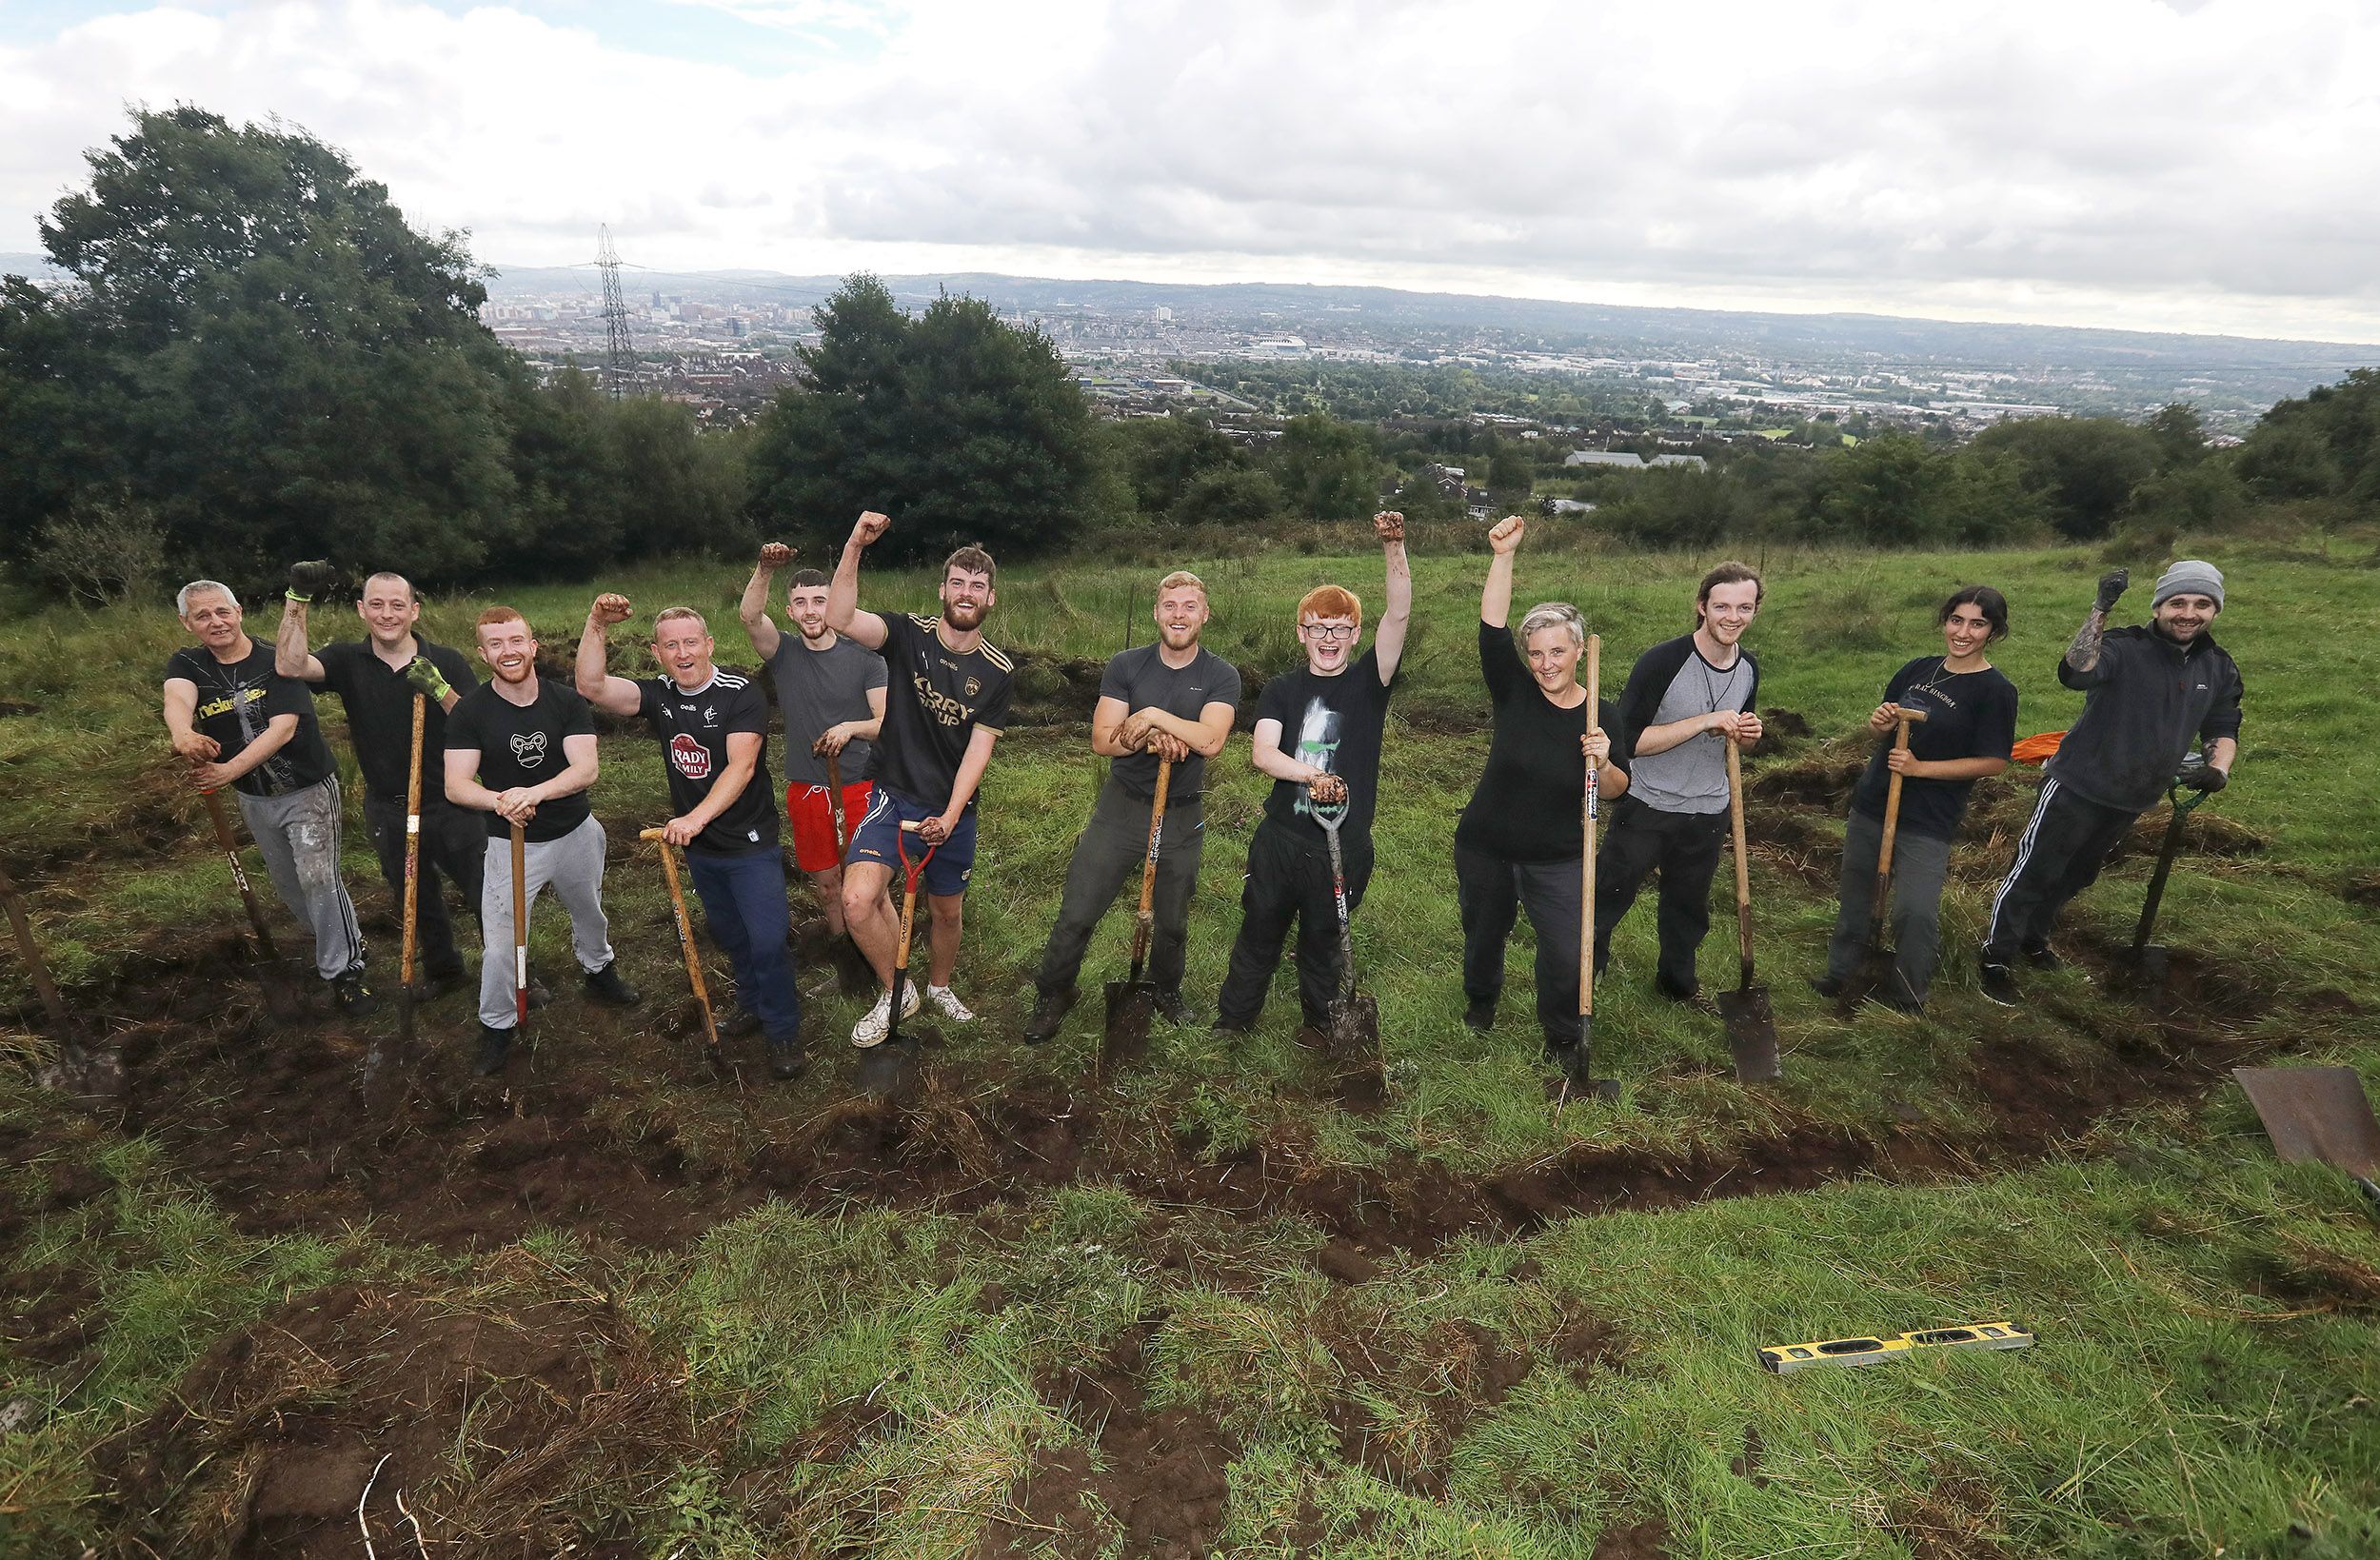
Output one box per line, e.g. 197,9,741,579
2046,624,2243,812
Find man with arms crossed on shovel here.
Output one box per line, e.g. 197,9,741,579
1979,561,2242,1006
276,563,482,999
826,512,1016,1047
578,598,804,1079
1213,512,1412,1043
163,580,374,1014
1594,563,1764,1003
738,546,886,986
445,606,640,1076
1021,570,1242,1044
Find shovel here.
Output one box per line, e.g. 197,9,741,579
363,693,426,1112
1718,741,1781,1082
1100,756,1172,1075
1561,636,1618,1102
1312,790,1385,1103
854,820,935,1101
2233,1066,2380,1220
1837,704,1928,1010
641,828,725,1071
2121,777,2211,989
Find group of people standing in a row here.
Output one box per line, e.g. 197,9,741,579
160,508,2243,1084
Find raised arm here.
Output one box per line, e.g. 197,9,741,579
1480,515,1523,628
275,562,333,682
738,543,791,661
828,511,892,652
574,594,645,718
1372,510,1413,684
2065,569,2128,678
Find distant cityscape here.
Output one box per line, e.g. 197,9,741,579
469,264,2379,444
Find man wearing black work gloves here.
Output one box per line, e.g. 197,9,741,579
1980,560,2242,1004
277,562,485,997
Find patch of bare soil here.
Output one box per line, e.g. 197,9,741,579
1591,1514,1674,1558
986,1327,1238,1560
93,1280,696,1559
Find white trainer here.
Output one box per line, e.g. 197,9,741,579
923,984,976,1023
849,983,922,1048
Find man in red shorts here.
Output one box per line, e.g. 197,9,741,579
739,543,886,947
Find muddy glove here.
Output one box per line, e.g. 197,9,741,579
2174,756,2227,793
405,657,454,702
2093,568,2128,615
286,560,337,602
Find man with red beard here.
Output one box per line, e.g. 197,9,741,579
1021,570,1242,1043
275,563,482,997
446,606,639,1075
738,545,886,946
826,512,1015,1047
577,597,802,1079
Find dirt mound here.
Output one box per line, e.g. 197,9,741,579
96,1280,694,1558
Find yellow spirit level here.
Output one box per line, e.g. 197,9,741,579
1758,1321,2033,1373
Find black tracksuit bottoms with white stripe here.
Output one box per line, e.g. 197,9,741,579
1982,778,2142,966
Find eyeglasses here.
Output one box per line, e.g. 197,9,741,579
1300,622,1358,642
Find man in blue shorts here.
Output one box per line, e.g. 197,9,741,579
826,510,1016,1046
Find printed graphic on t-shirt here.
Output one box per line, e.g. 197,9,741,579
509,730,549,768
1292,698,1341,816
669,732,712,780
914,669,982,727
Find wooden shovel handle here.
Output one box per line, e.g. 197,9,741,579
1580,634,1599,1020
1726,739,1754,977
1874,705,1928,902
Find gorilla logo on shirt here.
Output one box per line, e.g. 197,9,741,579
509,730,548,768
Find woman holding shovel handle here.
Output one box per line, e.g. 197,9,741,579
1453,515,1628,1087
1813,586,2017,1015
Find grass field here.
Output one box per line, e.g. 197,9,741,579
3,535,2377,1558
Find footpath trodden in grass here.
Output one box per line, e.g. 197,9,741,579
2,539,2377,1556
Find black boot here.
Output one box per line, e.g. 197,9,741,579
584,960,643,1008
1463,996,1496,1032
1022,986,1075,1045
474,1022,513,1076
765,1033,805,1081
332,969,377,1017
1153,988,1189,1025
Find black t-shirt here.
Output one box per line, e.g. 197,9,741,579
1100,642,1244,805
874,613,1016,806
164,641,336,799
1850,658,2020,840
312,638,479,802
444,678,596,842
1256,646,1398,842
1457,622,1628,863
636,670,779,855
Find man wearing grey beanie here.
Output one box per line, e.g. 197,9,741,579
1979,560,2242,1006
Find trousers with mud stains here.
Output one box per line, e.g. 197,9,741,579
235,775,366,982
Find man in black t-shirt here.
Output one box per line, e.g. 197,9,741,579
445,606,639,1074
1215,513,1413,1038
275,563,483,994
1022,570,1243,1042
579,595,803,1079
826,510,1016,1046
163,579,371,1012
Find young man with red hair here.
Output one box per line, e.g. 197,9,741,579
1214,512,1412,1039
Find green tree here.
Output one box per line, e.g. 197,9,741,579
1107,414,1243,519
1968,416,2158,539
2236,369,2380,507
2145,402,2209,470
0,105,525,584
746,276,1096,562
1174,464,1282,524
1266,413,1380,520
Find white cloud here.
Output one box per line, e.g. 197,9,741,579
4,0,2380,340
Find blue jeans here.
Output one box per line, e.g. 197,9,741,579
686,845,799,1042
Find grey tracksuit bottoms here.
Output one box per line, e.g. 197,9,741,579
235,776,366,982
478,816,615,1030
1823,808,1954,1005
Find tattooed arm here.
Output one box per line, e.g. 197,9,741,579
2065,568,2128,674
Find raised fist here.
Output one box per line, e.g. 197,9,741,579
852,511,892,547
1487,515,1525,554
759,542,795,569
287,560,337,601
2094,569,2129,614
1373,510,1406,544
592,593,633,626
405,657,453,702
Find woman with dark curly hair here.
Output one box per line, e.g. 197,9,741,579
1814,585,2018,1014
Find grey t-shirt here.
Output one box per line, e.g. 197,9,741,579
1616,633,1758,815
1100,642,1243,804
766,633,887,788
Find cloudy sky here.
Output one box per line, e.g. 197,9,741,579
4,0,2377,341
